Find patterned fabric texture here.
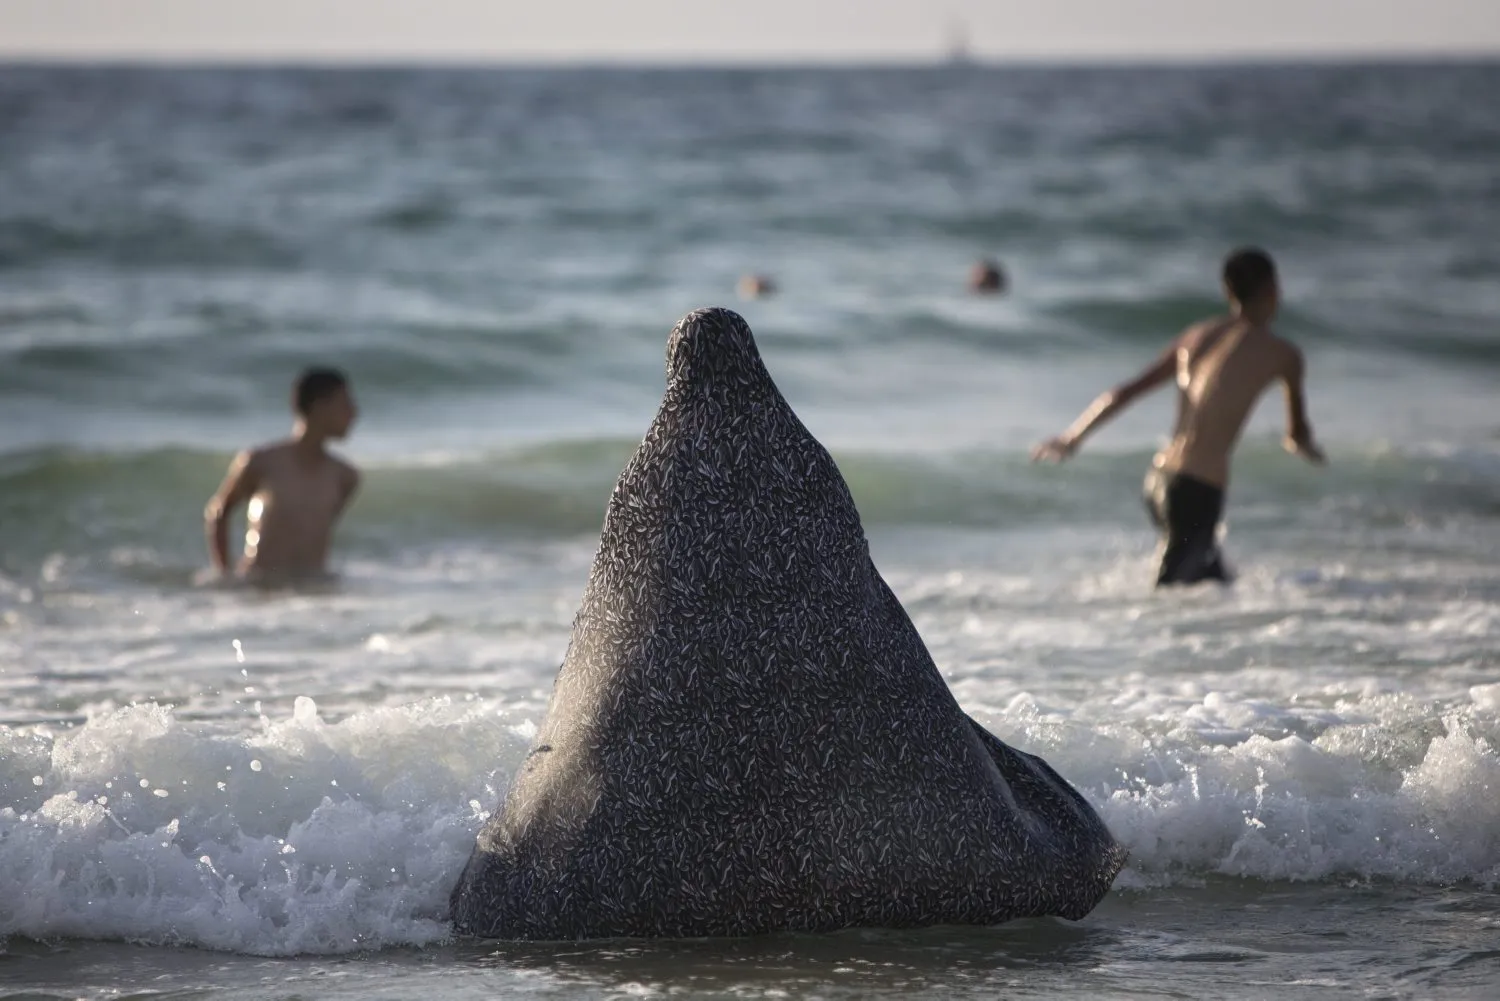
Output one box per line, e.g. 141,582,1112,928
451,307,1126,939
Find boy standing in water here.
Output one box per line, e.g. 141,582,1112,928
1031,248,1325,585
205,368,360,583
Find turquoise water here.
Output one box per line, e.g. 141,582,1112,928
1,62,1498,998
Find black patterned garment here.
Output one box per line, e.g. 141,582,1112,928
451,307,1126,940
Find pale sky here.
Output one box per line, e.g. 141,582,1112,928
2,0,1498,62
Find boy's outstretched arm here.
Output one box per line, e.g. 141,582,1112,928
1031,337,1180,462
1280,346,1325,465
204,450,260,573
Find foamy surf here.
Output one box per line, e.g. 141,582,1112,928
3,686,1496,956
0,698,529,955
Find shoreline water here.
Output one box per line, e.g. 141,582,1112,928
5,882,1497,998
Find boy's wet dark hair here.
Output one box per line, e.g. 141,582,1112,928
293,367,349,416
1222,247,1278,303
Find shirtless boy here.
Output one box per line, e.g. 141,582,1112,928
205,368,360,583
1032,248,1324,586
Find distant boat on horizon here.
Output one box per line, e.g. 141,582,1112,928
945,19,976,66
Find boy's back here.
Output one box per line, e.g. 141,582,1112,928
1159,317,1304,488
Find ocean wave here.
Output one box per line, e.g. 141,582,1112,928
0,212,298,271
0,699,522,955
371,197,459,233
1038,294,1500,364
986,690,1500,888
1,691,1495,955
1041,292,1224,343
0,441,1494,577
0,330,597,424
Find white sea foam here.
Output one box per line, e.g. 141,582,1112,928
3,682,1497,956
1,698,531,955
981,684,1500,889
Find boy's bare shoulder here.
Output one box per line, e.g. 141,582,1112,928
1177,315,1234,355
1268,330,1305,368
242,439,298,468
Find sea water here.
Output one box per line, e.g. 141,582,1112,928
0,62,1497,999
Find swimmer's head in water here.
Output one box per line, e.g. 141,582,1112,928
969,258,1007,294
1222,247,1279,311
737,274,776,300
293,367,357,439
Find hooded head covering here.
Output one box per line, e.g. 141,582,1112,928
451,308,1124,940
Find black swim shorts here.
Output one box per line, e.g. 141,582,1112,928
1143,470,1231,586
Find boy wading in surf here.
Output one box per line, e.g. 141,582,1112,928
1032,248,1325,586
205,367,360,584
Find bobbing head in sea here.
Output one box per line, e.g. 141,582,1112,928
450,307,1125,940
737,273,777,299
969,258,1007,294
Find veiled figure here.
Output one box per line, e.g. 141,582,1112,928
450,307,1125,940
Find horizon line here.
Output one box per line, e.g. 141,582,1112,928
1,47,1498,71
